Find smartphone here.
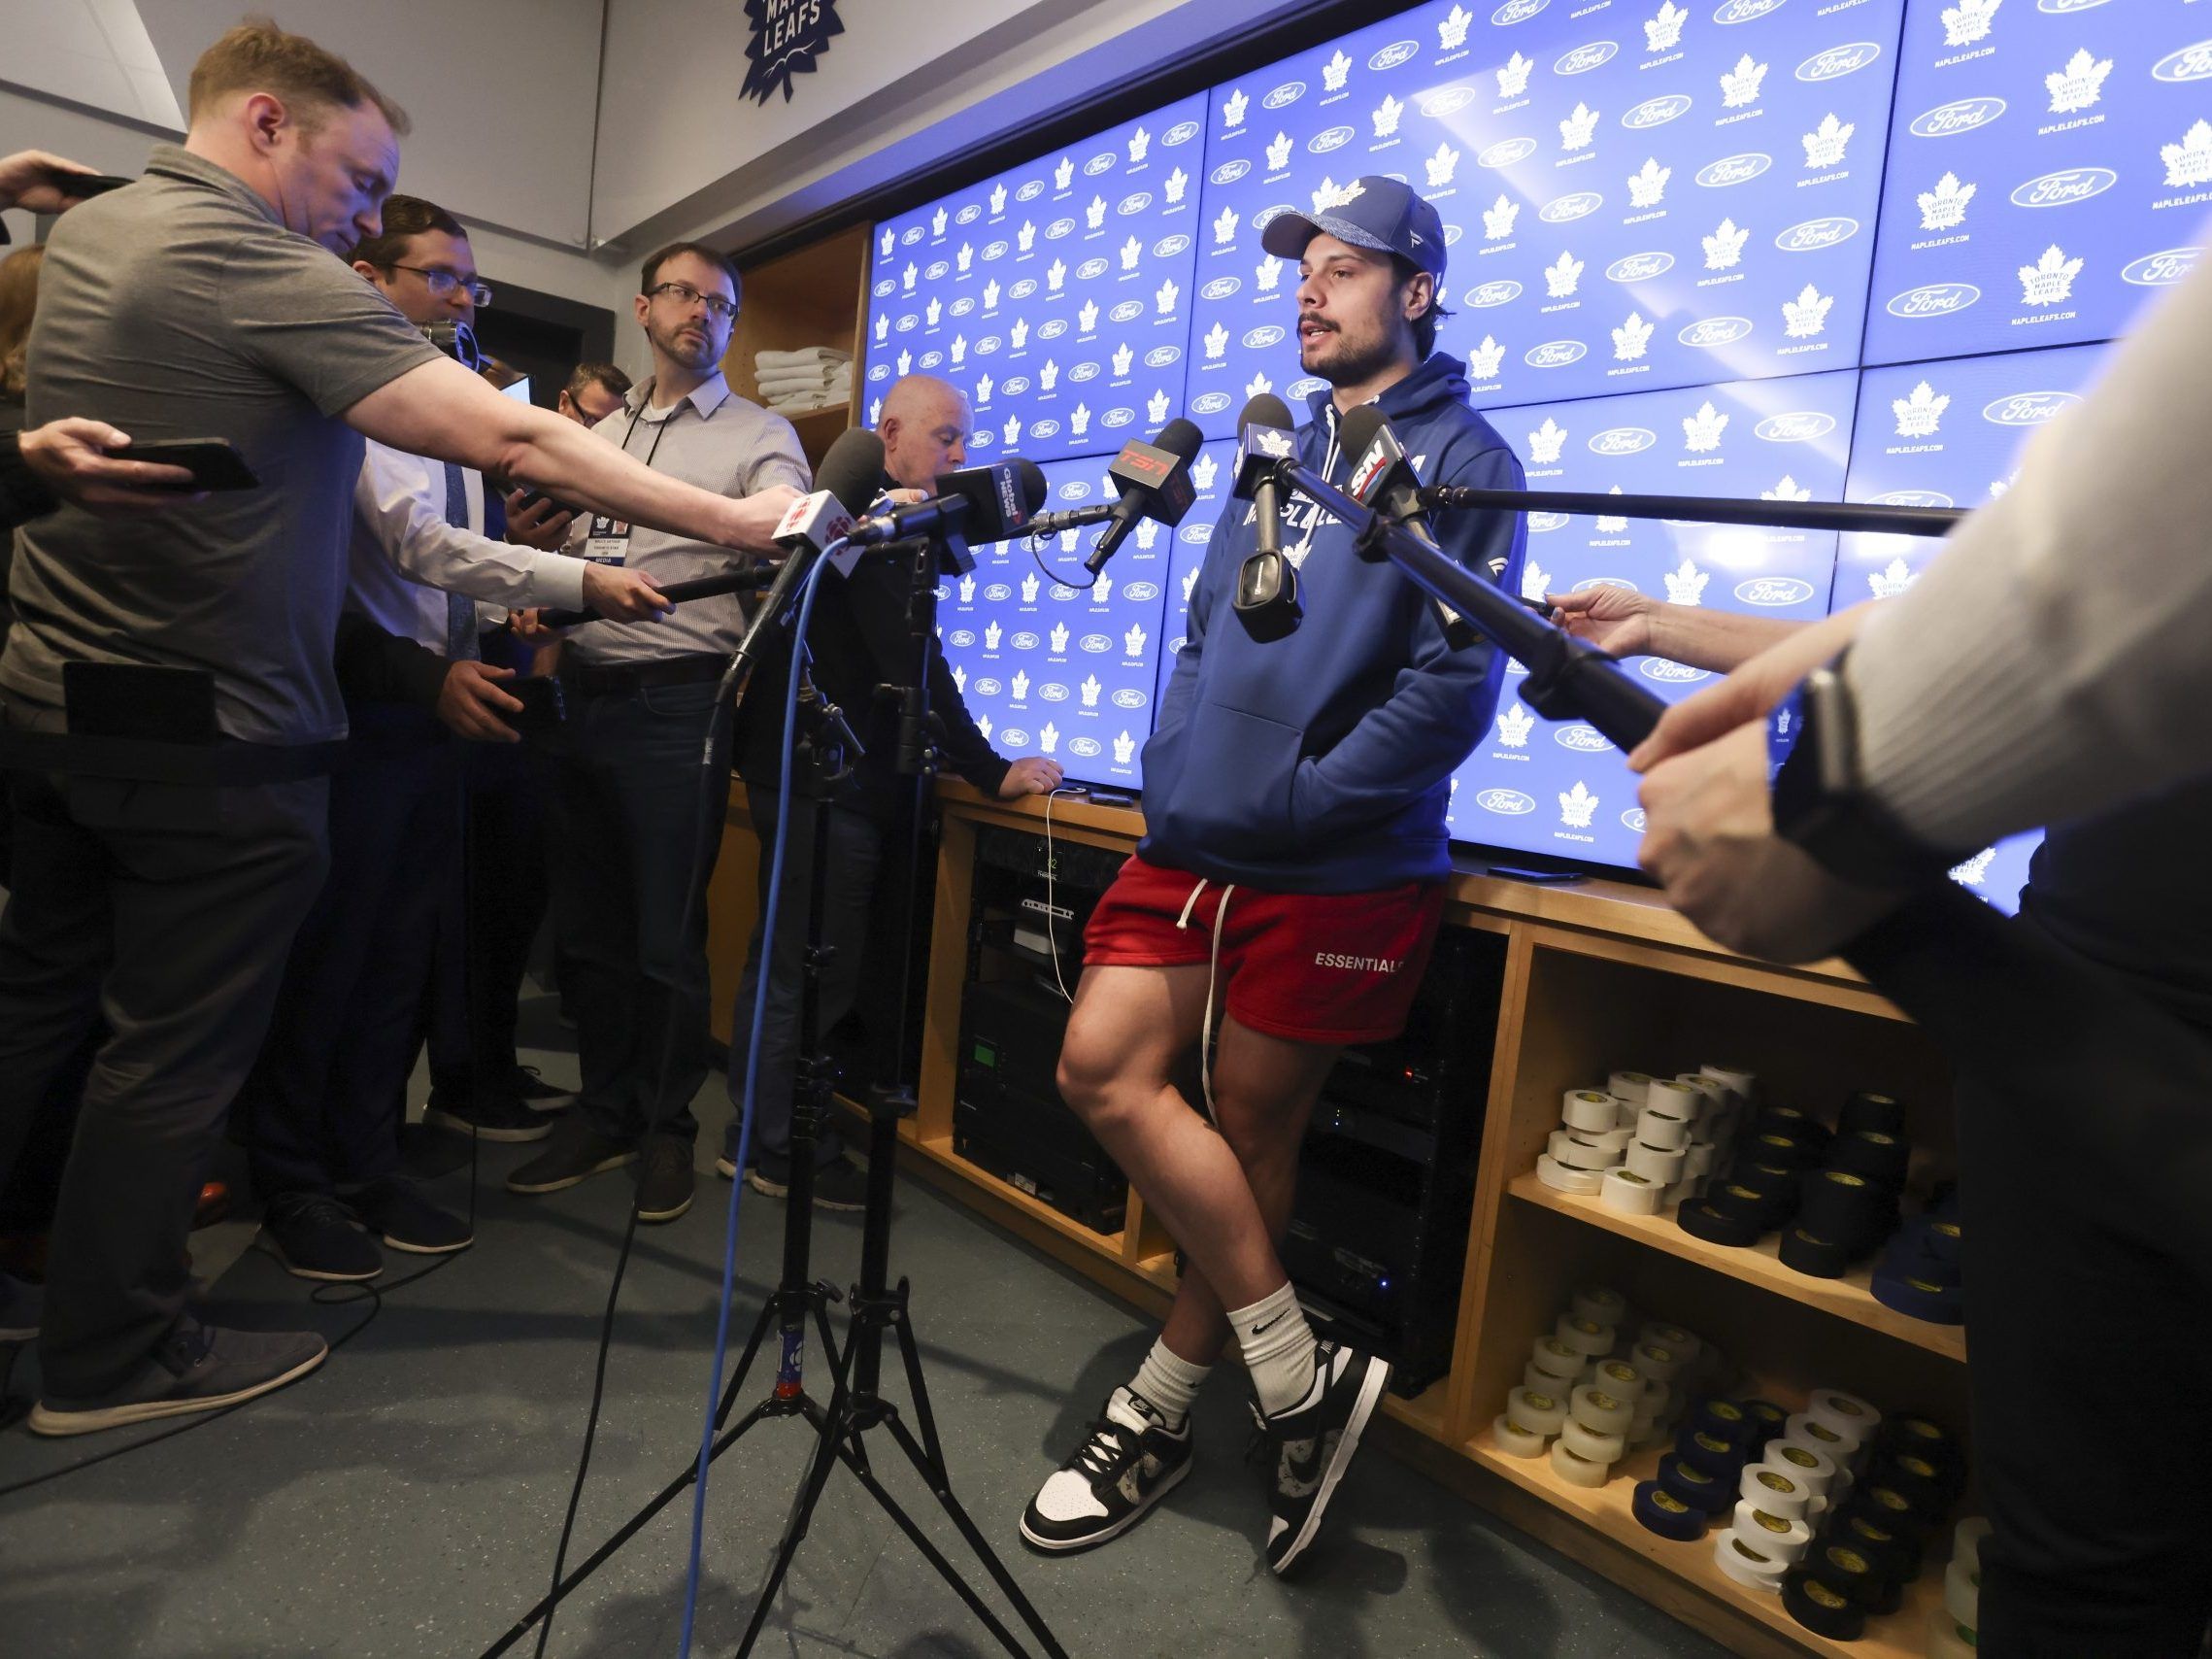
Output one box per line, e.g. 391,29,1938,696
37,167,134,199
112,439,259,491
513,488,580,518
499,676,568,736
1086,790,1136,808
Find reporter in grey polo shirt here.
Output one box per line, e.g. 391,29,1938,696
0,20,799,1438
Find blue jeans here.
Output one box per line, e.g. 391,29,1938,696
724,791,885,1173
548,680,729,1145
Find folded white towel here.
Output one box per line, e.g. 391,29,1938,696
755,347,852,369
757,368,846,389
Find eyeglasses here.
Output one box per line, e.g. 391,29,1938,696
388,263,492,307
648,281,737,322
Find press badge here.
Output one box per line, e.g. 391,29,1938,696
583,516,632,564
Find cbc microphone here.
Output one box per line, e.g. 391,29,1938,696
1338,405,1481,648
850,457,1047,547
1085,418,1203,576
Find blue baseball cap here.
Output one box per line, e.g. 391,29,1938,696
1259,175,1447,279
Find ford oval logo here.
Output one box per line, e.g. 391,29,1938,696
1590,426,1657,455
1556,41,1620,74
895,314,919,333
1735,577,1815,607
1797,42,1881,80
1493,0,1549,23
924,260,950,280
1179,524,1214,544
950,629,977,648
1468,279,1525,306
867,364,889,382
955,204,983,224
1289,376,1329,397
1010,278,1039,299
983,240,1009,261
1775,216,1859,252
1040,683,1069,701
1910,97,2007,138
2011,167,2118,208
1109,300,1145,322
1754,412,1835,441
1122,585,1160,604
1622,808,1649,833
2123,247,2201,286
2153,40,2212,82
1605,252,1674,282
1069,361,1101,382
1080,633,1113,653
1556,725,1614,753
1145,346,1182,367
1201,276,1243,300
1211,160,1251,186
1191,391,1233,415
1540,191,1605,222
1103,407,1138,427
1263,81,1306,109
1012,631,1041,651
1154,234,1191,257
1112,687,1150,709
1887,283,1980,317
1983,390,2081,425
951,297,976,317
1030,420,1061,438
1047,218,1077,239
1001,375,1032,395
1528,511,1570,530
872,279,894,297
1252,204,1296,228
1480,137,1540,168
1680,316,1754,346
1642,658,1711,683
1714,0,1785,21
983,585,1013,603
1163,119,1201,147
1118,192,1154,216
1477,789,1537,815
1068,737,1104,758
920,352,944,369
1526,340,1589,366
1076,257,1110,280
1369,39,1422,72
1001,728,1030,747
1875,489,1954,507
1016,181,1045,202
1086,152,1117,176
1244,324,1289,348
1422,85,1480,119
1624,94,1693,128
1059,481,1093,499
976,336,1002,355
902,226,924,245
1038,320,1069,340
1696,152,1772,186
1309,126,1357,154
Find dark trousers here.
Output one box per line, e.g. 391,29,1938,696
426,733,551,1100
0,761,326,1396
239,709,461,1198
1961,1039,2212,1656
722,789,886,1173
547,680,728,1146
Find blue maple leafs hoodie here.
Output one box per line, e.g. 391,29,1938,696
1138,352,1526,894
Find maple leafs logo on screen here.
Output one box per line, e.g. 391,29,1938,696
1426,143,1462,186
1104,342,1130,379
1124,622,1149,660
1119,235,1143,273
1191,453,1221,491
2019,244,2083,305
1019,573,1038,604
1081,299,1100,333
1082,675,1104,708
956,243,975,275
1204,321,1230,360
1683,400,1728,452
1267,131,1295,172
1544,252,1585,298
1950,847,1997,887
1257,255,1285,290
1520,559,1551,601
741,0,845,104
1040,358,1060,390
1051,622,1070,652
1869,558,1918,598
958,573,977,603
984,621,1003,650
874,314,889,345
1559,782,1600,829
1720,53,1767,108
1181,564,1199,601
1244,370,1276,400
1128,126,1152,164
1499,51,1535,98
1596,487,1627,531
901,261,919,293
1038,721,1059,755
1087,195,1108,231
1484,194,1522,240
1559,103,1601,152
1440,5,1475,50
1941,0,1999,47
1011,319,1030,350
1055,156,1075,190
867,396,883,424
1612,311,1654,360
1224,89,1251,129
1113,730,1136,765
1215,206,1241,246
984,279,1002,310
1664,560,1709,605
1374,92,1408,137
1324,50,1354,92
1645,0,1688,52
932,207,948,237
951,334,969,367
1059,526,1080,552
1156,278,1181,316
2045,48,2112,114
951,664,967,694
976,714,992,741
1529,418,1567,464
925,297,942,326
990,183,1008,215
1802,114,1854,169
1012,666,1032,698
1166,166,1190,205
1090,569,1113,602
879,226,895,258
1783,283,1833,337
1467,334,1507,382
1001,415,1022,446
1762,474,1812,502
1496,703,1535,747
2162,119,2212,188
1044,258,1065,293
1893,380,1949,436
1071,403,1092,437
1019,221,1037,254
1626,157,1670,206
1702,217,1750,269
1917,171,1975,231
895,349,913,377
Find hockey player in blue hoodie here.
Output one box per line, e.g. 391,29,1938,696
1021,178,1525,1573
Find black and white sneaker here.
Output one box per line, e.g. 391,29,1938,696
1254,1339,1393,1574
1020,1386,1191,1553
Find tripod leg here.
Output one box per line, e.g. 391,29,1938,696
712,1291,784,1430
733,1387,855,1657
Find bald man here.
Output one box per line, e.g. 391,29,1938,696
723,376,1058,1206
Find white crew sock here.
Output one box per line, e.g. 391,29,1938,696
1228,1281,1320,1418
1129,1338,1211,1429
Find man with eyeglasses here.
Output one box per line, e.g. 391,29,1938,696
560,362,632,427
508,243,810,1226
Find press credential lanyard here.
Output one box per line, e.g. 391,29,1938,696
583,400,679,564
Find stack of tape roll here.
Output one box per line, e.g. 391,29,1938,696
1871,1185,1964,1323
1539,1088,1633,1195
1547,1066,1754,1217
1927,1517,1987,1656
1503,1284,1631,1459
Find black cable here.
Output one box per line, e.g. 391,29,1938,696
1022,534,1089,595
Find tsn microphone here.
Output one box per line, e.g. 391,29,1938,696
849,457,1047,548
1078,418,1203,576
1229,393,1301,642
1338,405,1481,650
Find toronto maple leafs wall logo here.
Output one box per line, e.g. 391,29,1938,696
2162,120,2212,188
1683,400,1728,452
1646,0,1688,52
1612,311,1654,360
1803,115,1854,169
2019,244,2083,305
1558,782,1599,829
1374,94,1406,138
1761,475,1811,502
1664,560,1708,604
1528,418,1567,464
1496,703,1535,747
1893,380,1949,436
1783,284,1832,337
1869,558,1917,598
1703,219,1749,269
1942,0,1998,48
1919,172,1975,231
1484,195,1522,240
1499,52,1534,98
1546,252,1584,297
742,0,845,104
2045,49,2111,114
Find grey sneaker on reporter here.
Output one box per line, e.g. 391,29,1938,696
29,1315,326,1438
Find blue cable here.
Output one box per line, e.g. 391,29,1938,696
678,552,834,1658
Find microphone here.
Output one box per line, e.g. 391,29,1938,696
1229,394,1301,641
850,457,1047,547
1339,405,1481,648
1084,418,1203,576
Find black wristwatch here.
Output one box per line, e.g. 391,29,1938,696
1768,652,1964,888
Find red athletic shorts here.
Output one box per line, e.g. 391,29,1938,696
1081,854,1447,1045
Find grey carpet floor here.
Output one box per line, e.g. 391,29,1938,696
0,1016,1726,1659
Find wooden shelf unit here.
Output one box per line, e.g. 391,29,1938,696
721,222,871,470
707,778,1974,1655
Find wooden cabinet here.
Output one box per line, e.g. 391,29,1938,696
721,224,872,472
